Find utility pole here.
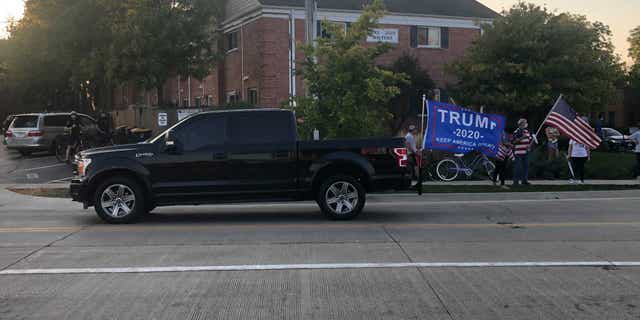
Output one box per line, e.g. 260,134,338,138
305,0,317,44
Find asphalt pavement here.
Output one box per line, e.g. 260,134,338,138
0,147,73,184
1,184,640,319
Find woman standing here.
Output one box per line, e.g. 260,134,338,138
567,139,590,184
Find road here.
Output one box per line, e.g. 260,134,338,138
1,186,640,319
0,147,73,184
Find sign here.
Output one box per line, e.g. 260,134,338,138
177,109,201,121
367,29,399,43
423,101,505,157
157,112,168,127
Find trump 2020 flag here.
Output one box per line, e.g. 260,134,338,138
423,101,505,157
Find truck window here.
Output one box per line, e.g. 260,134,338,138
229,112,293,144
175,114,226,152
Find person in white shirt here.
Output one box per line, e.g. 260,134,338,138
630,124,640,180
567,139,590,184
405,125,419,180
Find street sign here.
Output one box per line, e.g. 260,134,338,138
157,112,168,127
367,29,399,43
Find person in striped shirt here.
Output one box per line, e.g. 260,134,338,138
492,131,514,188
511,118,532,186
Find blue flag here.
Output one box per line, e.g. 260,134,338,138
423,101,505,157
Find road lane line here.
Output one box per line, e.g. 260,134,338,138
1,261,637,275
17,163,67,172
2,222,640,233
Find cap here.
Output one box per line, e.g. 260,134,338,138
517,118,527,125
408,125,416,131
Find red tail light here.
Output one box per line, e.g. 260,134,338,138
27,130,44,137
4,130,12,137
393,148,408,167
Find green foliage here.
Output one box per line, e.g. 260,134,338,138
449,3,624,122
386,53,435,134
291,0,407,139
0,0,221,113
629,26,640,64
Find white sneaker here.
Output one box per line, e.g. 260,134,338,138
568,179,576,184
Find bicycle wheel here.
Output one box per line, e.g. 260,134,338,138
483,161,496,178
55,142,67,163
436,158,460,182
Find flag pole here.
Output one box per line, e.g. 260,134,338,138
417,94,427,196
534,94,563,142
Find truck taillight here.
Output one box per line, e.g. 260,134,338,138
27,130,44,137
4,130,12,137
393,148,408,167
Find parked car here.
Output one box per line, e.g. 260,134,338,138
601,128,636,152
70,109,411,223
4,112,99,156
2,115,16,145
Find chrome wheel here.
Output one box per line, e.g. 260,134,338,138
325,181,359,215
100,184,136,218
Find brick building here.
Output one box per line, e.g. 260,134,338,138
111,0,498,128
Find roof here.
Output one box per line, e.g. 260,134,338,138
258,0,498,19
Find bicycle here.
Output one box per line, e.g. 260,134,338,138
435,152,496,182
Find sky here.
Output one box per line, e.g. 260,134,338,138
0,0,638,65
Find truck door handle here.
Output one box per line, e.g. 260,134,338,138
274,151,289,159
214,152,228,160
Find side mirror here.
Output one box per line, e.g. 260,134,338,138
165,130,179,154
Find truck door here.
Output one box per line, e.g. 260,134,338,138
225,111,297,196
149,113,229,199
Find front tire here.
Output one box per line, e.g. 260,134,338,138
317,175,366,220
94,176,145,224
436,159,460,181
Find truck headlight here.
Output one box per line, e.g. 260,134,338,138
77,158,92,177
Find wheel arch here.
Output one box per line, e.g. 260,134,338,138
87,167,152,207
311,157,373,195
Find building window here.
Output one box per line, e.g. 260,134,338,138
182,98,188,107
194,96,202,107
318,21,347,39
608,111,616,127
247,88,258,105
418,27,441,48
226,31,238,52
207,95,214,106
226,91,239,105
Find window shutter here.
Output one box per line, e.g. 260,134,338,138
441,27,449,49
410,26,418,48
345,22,351,33
317,20,322,37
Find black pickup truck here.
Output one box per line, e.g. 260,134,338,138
70,109,411,223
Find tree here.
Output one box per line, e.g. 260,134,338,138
449,3,624,123
629,26,640,64
292,0,407,139
0,0,221,113
386,53,434,135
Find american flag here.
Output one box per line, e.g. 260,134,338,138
544,97,601,150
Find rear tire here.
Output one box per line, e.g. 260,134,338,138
94,176,145,224
317,175,366,220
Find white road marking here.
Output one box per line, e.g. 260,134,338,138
25,173,39,180
46,176,74,183
18,163,66,172
1,261,638,275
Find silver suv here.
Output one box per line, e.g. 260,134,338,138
5,113,98,155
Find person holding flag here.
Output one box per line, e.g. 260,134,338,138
567,138,590,184
538,96,601,183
